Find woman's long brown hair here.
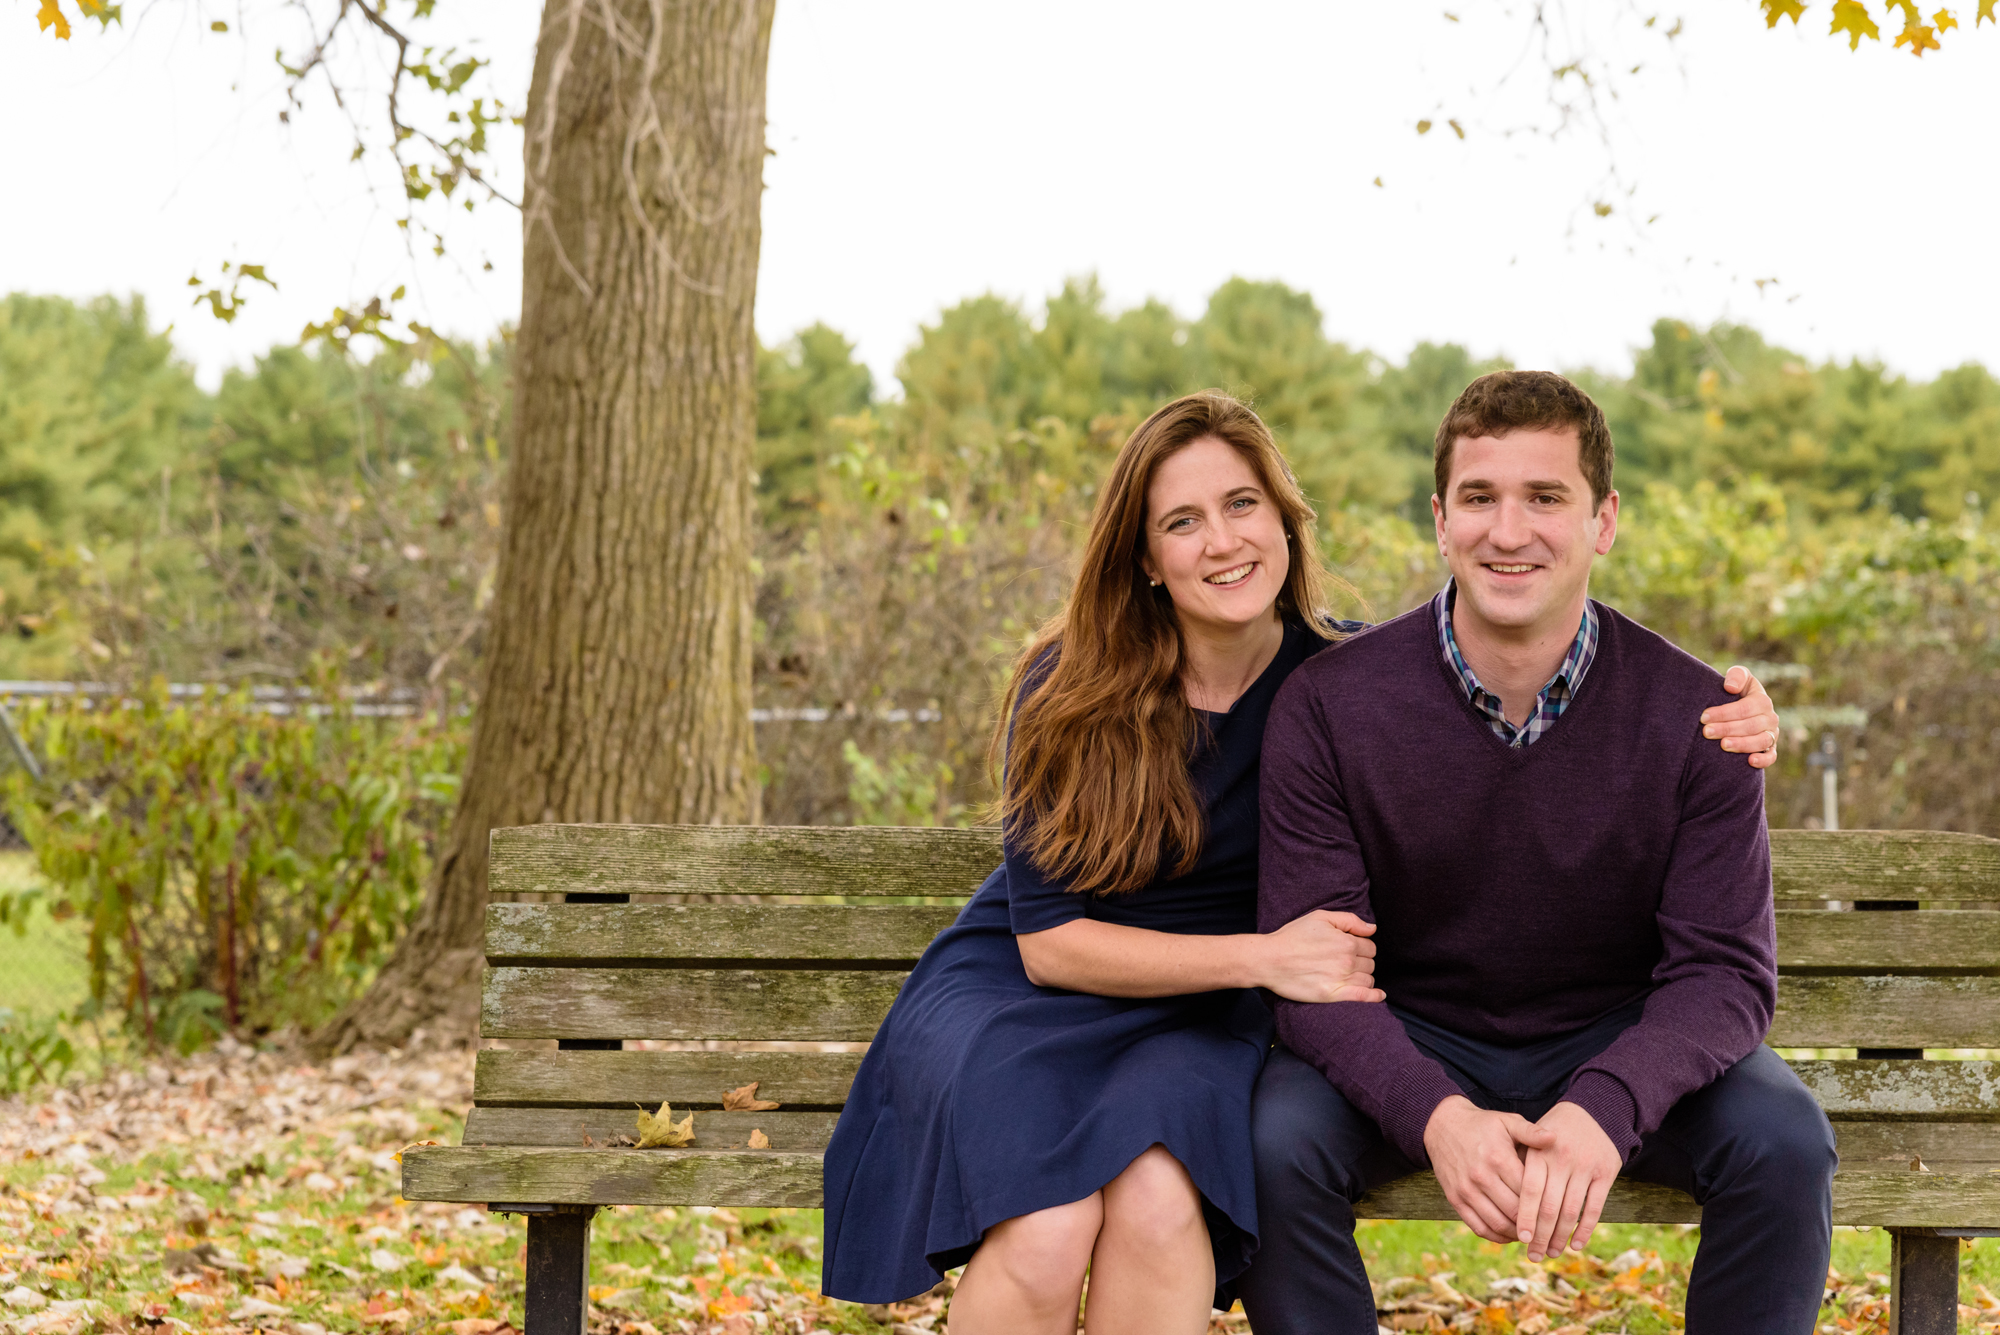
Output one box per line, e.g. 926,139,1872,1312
993,390,1353,896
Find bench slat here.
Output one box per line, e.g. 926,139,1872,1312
488,824,999,899
481,967,907,1042
1771,829,2000,902
463,1107,841,1151
1353,1166,2000,1228
486,904,2000,971
403,1148,2000,1226
1829,1122,2000,1161
480,967,1997,1046
457,1107,1999,1163
1775,909,2000,971
470,1053,2000,1118
1770,977,2000,1048
487,825,2000,902
486,904,961,964
1792,1060,2000,1119
402,1146,825,1209
474,1050,866,1108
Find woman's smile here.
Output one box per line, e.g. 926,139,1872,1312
1206,562,1257,586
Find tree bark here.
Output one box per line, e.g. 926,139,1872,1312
312,0,774,1054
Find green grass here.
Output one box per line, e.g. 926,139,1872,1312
0,850,89,1016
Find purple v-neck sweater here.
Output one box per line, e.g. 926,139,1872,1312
1258,601,1775,1164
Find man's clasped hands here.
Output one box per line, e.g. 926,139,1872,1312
1307,911,1622,1266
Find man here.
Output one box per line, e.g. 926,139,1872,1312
1240,371,1834,1334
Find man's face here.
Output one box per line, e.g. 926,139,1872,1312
1430,425,1618,639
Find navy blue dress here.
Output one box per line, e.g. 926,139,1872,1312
821,620,1345,1306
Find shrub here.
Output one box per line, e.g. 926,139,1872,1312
0,665,466,1046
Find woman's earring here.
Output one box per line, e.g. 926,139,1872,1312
1149,577,1162,587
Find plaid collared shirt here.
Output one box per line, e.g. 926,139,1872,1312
1434,580,1599,748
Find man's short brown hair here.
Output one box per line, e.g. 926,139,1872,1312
1433,370,1614,512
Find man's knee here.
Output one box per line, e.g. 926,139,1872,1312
1696,1048,1837,1193
1251,1048,1383,1205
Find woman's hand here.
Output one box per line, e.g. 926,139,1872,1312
1255,910,1385,1004
1705,666,1781,770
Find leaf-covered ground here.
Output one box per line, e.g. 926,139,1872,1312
2,1044,1997,1335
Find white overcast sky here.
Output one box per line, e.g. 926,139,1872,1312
4,0,1997,391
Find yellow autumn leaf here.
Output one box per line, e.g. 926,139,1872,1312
1830,0,1882,46
1933,6,1959,29
36,0,71,40
1980,0,1996,25
1761,0,1806,25
634,1102,694,1148
1895,17,1942,50
747,1128,770,1150
722,1081,780,1112
1416,119,1433,135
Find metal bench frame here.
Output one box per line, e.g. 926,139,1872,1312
401,824,2000,1335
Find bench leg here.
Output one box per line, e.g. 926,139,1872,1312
1889,1229,1959,1335
524,1206,597,1335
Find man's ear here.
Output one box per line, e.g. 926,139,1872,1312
1431,493,1448,560
1593,489,1620,557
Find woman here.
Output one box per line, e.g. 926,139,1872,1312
820,392,1780,1335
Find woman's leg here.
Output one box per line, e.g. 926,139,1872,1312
1082,1145,1215,1335
947,1194,1102,1335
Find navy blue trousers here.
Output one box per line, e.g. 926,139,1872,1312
1237,1006,1836,1335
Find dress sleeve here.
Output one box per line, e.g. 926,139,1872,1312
995,646,1091,936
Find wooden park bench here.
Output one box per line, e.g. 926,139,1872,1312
401,824,2000,1335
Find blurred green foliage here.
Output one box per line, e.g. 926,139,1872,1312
3,277,1999,891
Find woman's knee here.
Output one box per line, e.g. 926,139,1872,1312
1100,1146,1206,1248
975,1196,1102,1295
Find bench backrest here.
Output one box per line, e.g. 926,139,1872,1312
472,826,1999,1132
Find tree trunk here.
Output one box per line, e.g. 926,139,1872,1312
312,0,774,1055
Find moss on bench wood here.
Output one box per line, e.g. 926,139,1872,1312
1792,1060,2000,1119
1769,976,2000,1048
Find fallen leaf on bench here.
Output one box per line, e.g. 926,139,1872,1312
722,1082,780,1112
1911,1155,1931,1173
635,1102,695,1148
747,1128,770,1149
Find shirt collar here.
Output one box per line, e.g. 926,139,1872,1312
1433,578,1599,708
